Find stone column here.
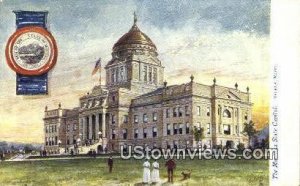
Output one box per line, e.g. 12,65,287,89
102,112,106,138
96,113,100,140
220,106,223,134
237,108,240,136
82,117,87,141
89,115,92,140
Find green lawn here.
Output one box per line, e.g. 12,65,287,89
0,158,268,186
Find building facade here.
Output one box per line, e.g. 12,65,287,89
43,104,79,154
44,15,251,153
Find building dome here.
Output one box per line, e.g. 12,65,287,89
112,13,156,52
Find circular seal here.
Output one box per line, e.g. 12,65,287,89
5,26,57,75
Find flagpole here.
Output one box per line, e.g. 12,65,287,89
92,58,102,86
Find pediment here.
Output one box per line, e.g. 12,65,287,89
216,90,241,100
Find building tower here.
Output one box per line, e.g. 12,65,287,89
105,12,164,94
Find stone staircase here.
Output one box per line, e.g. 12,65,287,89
78,140,104,154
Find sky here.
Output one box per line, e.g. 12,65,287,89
0,0,270,143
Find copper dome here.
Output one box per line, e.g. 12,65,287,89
113,14,156,50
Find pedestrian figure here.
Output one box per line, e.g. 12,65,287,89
143,159,151,184
151,159,160,183
165,158,176,183
107,156,113,173
93,150,96,158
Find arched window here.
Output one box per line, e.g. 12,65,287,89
223,109,231,118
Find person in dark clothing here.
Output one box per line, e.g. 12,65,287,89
165,158,176,183
93,150,96,158
107,156,113,173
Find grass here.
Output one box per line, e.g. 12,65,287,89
0,157,268,186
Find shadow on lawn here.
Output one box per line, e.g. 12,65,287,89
134,182,172,186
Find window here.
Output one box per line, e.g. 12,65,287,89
123,115,128,123
185,106,190,116
166,108,170,118
244,114,248,120
153,68,157,83
186,123,190,134
134,129,139,139
111,69,115,83
207,123,211,134
167,124,171,135
178,107,183,117
45,137,48,146
120,66,125,81
73,124,76,131
143,66,147,82
173,108,177,117
223,124,230,135
206,107,210,117
223,109,231,118
72,135,76,144
112,115,116,124
112,129,116,139
149,67,152,82
134,115,138,123
67,125,70,132
46,126,48,133
116,68,119,82
197,106,201,116
153,127,157,137
112,95,116,102
153,112,157,121
123,129,127,139
143,128,147,138
173,141,178,149
173,123,178,135
143,114,148,123
179,123,183,134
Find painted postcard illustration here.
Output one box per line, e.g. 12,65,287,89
0,1,272,185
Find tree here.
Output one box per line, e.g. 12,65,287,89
193,126,205,148
243,120,257,147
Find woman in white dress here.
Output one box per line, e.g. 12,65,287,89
143,159,151,184
151,159,160,183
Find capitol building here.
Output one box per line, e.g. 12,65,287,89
43,15,252,154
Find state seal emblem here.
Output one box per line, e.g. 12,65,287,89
5,10,57,95
6,26,57,76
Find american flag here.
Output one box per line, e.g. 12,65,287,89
91,58,101,75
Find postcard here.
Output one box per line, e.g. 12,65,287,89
0,0,299,186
